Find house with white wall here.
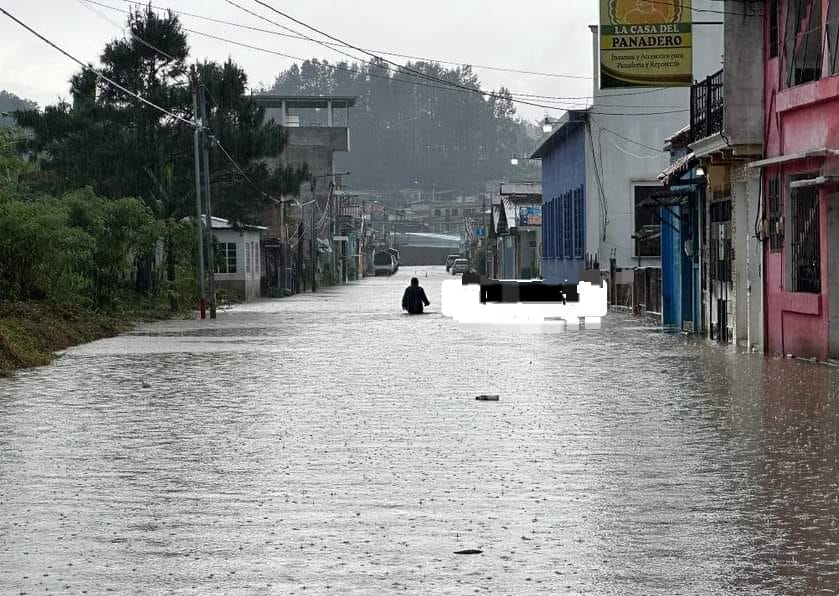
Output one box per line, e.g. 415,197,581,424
210,217,266,302
584,3,724,275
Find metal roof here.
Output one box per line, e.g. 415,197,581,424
530,109,589,159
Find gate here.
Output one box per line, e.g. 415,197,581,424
709,199,733,343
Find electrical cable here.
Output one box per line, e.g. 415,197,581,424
102,0,597,80
82,0,686,106
0,7,198,128
243,0,687,116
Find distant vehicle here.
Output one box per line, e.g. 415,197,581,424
445,254,461,271
451,258,470,275
384,248,400,274
373,250,398,276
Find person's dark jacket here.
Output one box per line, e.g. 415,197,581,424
402,285,430,314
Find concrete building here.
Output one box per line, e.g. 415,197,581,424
253,95,356,293
495,182,542,280
584,6,724,306
210,217,266,302
752,0,839,361
687,5,765,348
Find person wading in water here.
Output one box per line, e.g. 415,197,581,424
402,277,431,315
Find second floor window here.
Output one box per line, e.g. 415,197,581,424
785,0,823,87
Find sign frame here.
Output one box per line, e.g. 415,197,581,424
599,0,693,89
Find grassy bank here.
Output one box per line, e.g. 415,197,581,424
0,301,182,376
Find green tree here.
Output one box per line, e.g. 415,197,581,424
268,59,540,197
13,4,306,294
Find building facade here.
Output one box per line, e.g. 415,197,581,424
754,0,839,360
210,217,266,302
585,8,724,316
532,110,589,285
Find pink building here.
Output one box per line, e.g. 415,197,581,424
753,0,839,360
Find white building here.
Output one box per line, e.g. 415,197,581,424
200,217,266,302
584,4,724,271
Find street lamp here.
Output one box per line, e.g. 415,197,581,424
541,116,563,133
511,155,542,166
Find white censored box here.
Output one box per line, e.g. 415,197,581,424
441,278,608,328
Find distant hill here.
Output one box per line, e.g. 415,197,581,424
0,90,37,128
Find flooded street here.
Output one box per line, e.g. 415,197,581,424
2,267,839,595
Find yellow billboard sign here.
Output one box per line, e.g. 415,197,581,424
600,0,693,89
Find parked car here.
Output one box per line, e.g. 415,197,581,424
445,254,461,272
451,258,470,275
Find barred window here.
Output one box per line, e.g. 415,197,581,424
789,181,821,293
556,195,564,259
768,176,782,252
563,192,573,258
573,186,584,258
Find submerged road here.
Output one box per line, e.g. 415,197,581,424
2,267,839,595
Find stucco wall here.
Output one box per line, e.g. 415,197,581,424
587,5,724,270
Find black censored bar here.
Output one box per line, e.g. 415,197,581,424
460,274,579,304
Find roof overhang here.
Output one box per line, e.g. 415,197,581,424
530,110,589,159
789,175,839,189
252,94,357,109
658,152,697,185
746,148,839,169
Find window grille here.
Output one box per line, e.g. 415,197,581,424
789,183,821,293
768,175,782,251
563,192,573,258
573,186,584,258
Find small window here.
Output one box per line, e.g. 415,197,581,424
769,0,780,59
768,175,782,251
785,0,823,87
245,242,251,273
573,186,584,258
828,0,839,74
215,242,237,274
789,180,821,293
563,192,573,258
634,186,662,257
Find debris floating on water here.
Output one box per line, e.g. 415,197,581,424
454,549,483,555
476,395,499,401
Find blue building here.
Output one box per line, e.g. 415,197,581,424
657,127,703,333
531,110,589,285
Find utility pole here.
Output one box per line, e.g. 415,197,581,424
198,76,217,319
191,66,207,319
279,198,286,295
311,201,317,292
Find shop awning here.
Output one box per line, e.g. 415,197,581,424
746,148,839,169
658,152,697,185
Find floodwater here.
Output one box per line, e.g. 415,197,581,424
2,267,839,595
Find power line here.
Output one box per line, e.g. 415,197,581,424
183,25,685,112
212,0,689,116
0,6,197,128
83,0,686,107
244,0,575,113
101,0,596,81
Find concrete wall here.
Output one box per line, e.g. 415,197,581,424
587,5,724,270
723,1,764,147
213,228,262,301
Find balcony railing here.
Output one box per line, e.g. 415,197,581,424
690,68,724,143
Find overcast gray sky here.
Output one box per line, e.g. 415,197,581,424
0,0,598,123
